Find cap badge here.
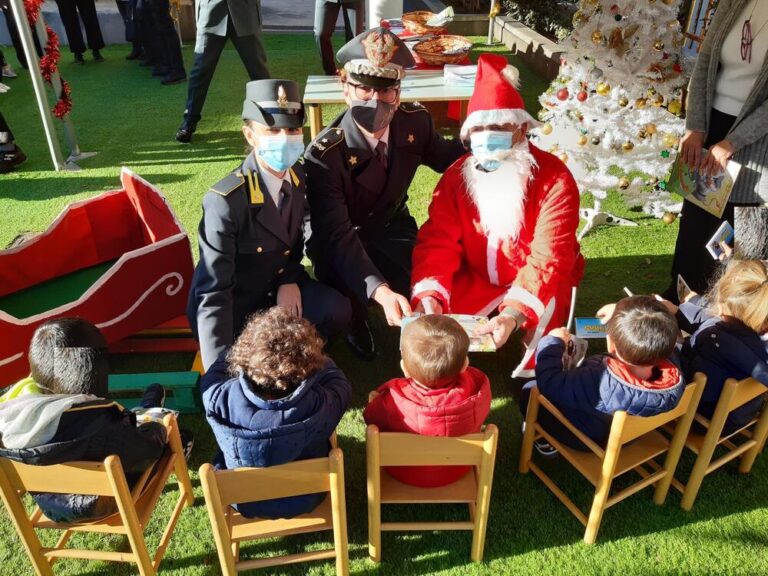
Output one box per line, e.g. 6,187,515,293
362,31,397,68
277,85,288,109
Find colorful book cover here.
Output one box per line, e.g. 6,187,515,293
401,314,497,352
705,221,734,261
574,317,608,339
668,151,741,218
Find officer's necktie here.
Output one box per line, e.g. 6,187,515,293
375,140,388,171
279,180,292,230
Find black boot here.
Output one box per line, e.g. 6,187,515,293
74,52,85,64
0,145,27,173
346,319,376,361
92,49,105,62
175,119,196,143
161,70,186,85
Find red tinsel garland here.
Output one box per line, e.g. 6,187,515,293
22,0,72,119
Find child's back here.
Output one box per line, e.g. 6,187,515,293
364,315,491,487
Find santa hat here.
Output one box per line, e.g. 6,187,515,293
460,54,540,140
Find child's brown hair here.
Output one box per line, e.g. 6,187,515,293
228,307,326,398
401,315,469,388
607,296,678,366
711,259,768,334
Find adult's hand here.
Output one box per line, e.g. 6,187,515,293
373,284,412,326
679,130,706,170
700,139,735,177
414,296,443,315
474,314,518,348
277,283,302,317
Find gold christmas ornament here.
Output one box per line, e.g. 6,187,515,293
653,40,665,51
635,97,647,108
578,135,589,146
662,133,679,148
654,94,665,106
645,123,658,135
537,109,549,122
541,123,553,135
572,10,589,26
596,82,611,95
662,212,677,224
591,136,602,145
618,96,629,107
592,30,605,45
559,152,569,163
618,177,631,190
622,141,635,151
667,99,682,115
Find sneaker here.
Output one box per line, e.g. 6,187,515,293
534,438,559,458
0,145,26,173
0,82,9,93
140,383,166,409
179,428,194,460
1,64,17,79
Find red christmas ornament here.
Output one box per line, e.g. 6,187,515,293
577,90,588,102
556,88,570,101
610,4,619,12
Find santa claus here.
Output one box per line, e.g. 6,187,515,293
410,53,585,377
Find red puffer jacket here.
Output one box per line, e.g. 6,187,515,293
363,367,492,487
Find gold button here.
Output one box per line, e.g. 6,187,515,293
283,250,291,256
256,247,263,253
277,268,284,274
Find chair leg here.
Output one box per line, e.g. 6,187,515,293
584,475,613,545
739,407,768,474
519,389,540,474
366,427,382,563
329,450,350,576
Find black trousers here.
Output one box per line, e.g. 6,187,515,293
54,0,105,54
666,108,747,300
313,0,363,75
183,20,269,123
147,0,185,74
0,112,15,147
1,2,43,68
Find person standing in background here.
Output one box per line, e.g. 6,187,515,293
175,0,269,143
54,0,106,63
314,0,364,75
665,0,768,300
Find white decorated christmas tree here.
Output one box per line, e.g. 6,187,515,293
532,0,687,236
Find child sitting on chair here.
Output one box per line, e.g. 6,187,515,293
364,315,491,487
0,318,170,522
668,260,768,435
521,296,684,456
200,307,351,519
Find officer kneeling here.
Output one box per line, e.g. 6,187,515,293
188,79,352,370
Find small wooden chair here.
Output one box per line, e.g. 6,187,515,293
199,448,349,575
519,374,705,544
671,377,768,510
366,424,499,563
0,413,194,576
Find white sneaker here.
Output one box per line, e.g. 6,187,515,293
0,83,10,93
1,65,16,79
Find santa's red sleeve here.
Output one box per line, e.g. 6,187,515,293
500,159,582,327
410,162,467,311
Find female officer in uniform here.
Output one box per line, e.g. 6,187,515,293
188,79,351,370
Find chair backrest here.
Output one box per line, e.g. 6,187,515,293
616,375,705,445
0,457,119,497
370,426,496,467
723,377,768,413
205,454,339,508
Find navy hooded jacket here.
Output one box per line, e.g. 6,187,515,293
533,335,684,448
678,300,768,434
200,356,351,519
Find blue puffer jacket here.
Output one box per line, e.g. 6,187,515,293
534,336,685,447
679,301,768,434
200,356,351,519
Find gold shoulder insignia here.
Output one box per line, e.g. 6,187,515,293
312,127,344,157
245,170,264,205
209,172,245,196
399,101,426,113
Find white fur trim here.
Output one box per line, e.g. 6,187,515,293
512,297,556,378
486,233,500,286
475,294,505,317
412,278,450,304
503,286,545,319
501,65,521,88
461,109,541,139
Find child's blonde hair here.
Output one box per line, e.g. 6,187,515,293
712,260,768,334
401,315,469,388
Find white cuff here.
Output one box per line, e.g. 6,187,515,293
412,278,450,304
503,286,545,319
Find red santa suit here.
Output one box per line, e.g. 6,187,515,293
411,54,585,378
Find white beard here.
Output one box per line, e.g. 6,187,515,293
462,142,537,241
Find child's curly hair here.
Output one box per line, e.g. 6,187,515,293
227,307,326,398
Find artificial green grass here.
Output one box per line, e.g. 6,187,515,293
1,35,767,576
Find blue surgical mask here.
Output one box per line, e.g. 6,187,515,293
256,133,305,172
470,130,514,172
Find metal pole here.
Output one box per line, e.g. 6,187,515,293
8,0,65,171
487,0,497,45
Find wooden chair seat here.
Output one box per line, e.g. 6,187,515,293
367,425,498,562
379,469,477,504
227,497,334,542
519,375,705,544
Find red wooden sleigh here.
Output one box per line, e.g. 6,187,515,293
0,168,194,386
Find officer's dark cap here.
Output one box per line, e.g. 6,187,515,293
337,28,415,89
242,79,305,129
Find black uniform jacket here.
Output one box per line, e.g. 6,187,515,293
188,154,307,367
304,102,465,304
